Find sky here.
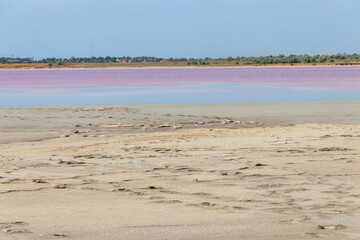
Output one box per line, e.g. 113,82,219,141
0,0,359,59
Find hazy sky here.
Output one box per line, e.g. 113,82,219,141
1,0,359,59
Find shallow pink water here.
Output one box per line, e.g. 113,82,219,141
1,66,360,90
1,66,360,106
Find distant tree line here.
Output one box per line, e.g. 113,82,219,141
1,53,360,65
233,53,360,65
0,57,35,64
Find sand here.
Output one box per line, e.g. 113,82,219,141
0,101,359,239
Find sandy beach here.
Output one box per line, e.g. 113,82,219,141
0,101,360,239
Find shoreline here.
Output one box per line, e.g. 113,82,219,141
1,63,360,71
1,98,359,106
1,100,359,144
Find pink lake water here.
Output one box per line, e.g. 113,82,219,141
1,66,360,106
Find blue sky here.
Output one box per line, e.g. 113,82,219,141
0,0,359,59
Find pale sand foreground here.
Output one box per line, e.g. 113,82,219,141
0,101,359,239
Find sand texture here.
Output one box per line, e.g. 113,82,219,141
0,101,359,239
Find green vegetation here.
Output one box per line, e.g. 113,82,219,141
1,53,360,66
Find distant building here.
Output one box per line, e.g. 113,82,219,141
7,58,21,63
116,58,127,63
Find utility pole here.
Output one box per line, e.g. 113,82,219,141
91,38,94,58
